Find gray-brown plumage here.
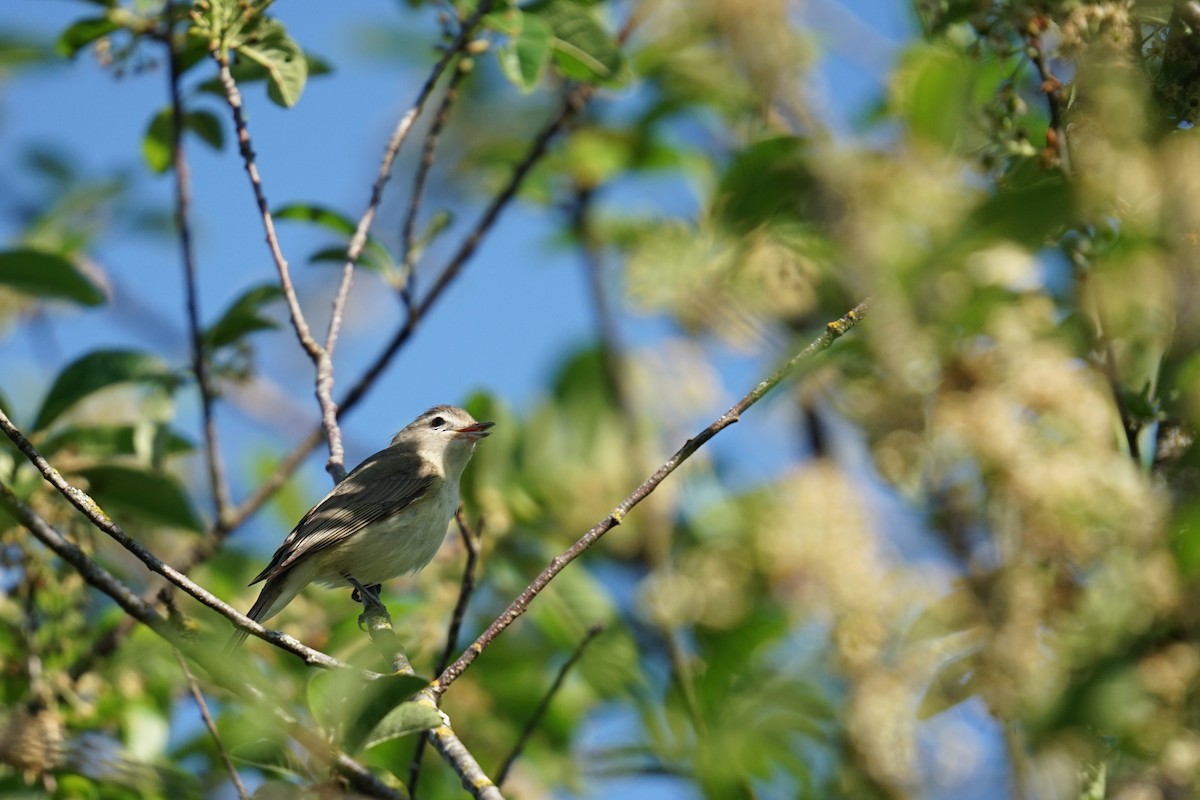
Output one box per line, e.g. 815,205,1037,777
231,405,492,646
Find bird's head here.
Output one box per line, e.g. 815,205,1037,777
391,405,494,468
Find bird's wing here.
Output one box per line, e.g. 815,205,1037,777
250,447,442,584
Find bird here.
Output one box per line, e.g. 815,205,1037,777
230,405,493,646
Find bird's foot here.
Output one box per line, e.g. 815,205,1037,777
349,582,382,605
346,577,388,631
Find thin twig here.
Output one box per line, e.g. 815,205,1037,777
167,8,232,525
434,299,871,694
495,624,604,787
0,406,360,673
212,54,322,362
347,85,594,410
335,0,497,337
437,510,484,675
1027,27,1072,175
570,186,632,415
175,651,250,800
408,509,483,797
398,58,471,308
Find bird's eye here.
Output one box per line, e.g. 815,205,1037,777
429,416,446,428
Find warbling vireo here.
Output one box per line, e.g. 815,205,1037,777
231,405,492,645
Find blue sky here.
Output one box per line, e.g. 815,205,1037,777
0,4,1018,799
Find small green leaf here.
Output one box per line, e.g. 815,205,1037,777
276,203,395,274
918,649,982,719
144,108,226,173
0,35,50,67
39,424,194,460
275,203,356,235
144,110,172,173
34,350,177,432
75,464,203,532
184,110,224,150
236,21,308,107
307,671,428,754
362,702,446,751
56,17,119,58
497,14,552,92
713,136,819,234
204,283,284,350
0,248,106,307
527,0,627,86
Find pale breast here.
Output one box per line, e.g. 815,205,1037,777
309,483,459,588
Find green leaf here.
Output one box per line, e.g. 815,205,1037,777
204,283,284,350
274,202,356,235
275,203,395,274
527,0,627,86
713,136,819,234
143,109,226,174
39,424,194,460
307,671,428,754
0,35,50,67
75,464,202,532
235,22,308,107
144,110,172,174
918,649,982,719
933,178,1072,266
184,110,224,150
56,17,119,58
497,13,552,93
0,248,106,307
194,52,330,97
34,350,177,431
362,702,445,751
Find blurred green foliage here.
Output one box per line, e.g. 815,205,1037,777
4,1,1200,799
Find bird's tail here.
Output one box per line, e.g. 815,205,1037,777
225,579,284,652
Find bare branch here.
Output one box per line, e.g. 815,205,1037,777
212,53,323,362
422,704,506,800
398,58,471,308
347,85,594,410
211,51,349,482
433,299,872,693
495,624,604,787
0,406,361,673
175,651,250,800
332,0,497,341
167,11,233,526
0,480,173,639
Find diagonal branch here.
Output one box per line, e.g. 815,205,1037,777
167,7,233,526
495,624,603,787
175,651,251,800
433,299,872,694
398,56,472,308
0,406,362,673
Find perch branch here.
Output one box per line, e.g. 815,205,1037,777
434,299,871,694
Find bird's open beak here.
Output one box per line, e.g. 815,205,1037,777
454,421,495,439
